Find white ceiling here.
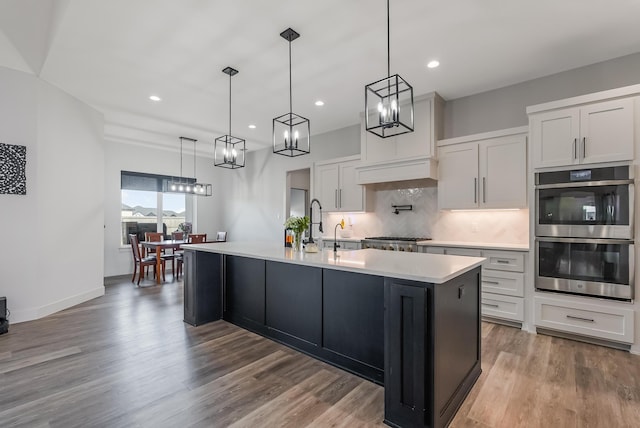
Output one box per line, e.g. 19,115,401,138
2,0,640,152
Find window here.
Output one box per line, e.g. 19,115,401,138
121,171,188,245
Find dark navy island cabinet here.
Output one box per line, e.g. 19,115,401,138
183,250,481,428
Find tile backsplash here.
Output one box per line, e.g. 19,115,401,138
323,185,529,244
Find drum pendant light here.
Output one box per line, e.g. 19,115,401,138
365,0,414,138
214,67,246,169
165,137,212,196
273,28,310,157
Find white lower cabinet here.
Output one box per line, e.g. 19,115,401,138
535,296,634,344
321,240,361,250
420,245,527,323
481,294,524,322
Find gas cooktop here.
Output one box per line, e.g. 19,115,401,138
363,237,431,242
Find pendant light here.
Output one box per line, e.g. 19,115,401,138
164,137,212,196
365,0,414,138
273,28,310,157
214,67,246,169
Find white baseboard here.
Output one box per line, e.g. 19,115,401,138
10,286,105,324
631,344,640,355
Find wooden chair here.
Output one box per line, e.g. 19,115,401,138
175,233,207,279
171,231,184,241
145,231,175,278
129,234,165,285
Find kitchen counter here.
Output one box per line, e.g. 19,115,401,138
182,241,484,284
318,235,364,242
417,240,530,252
182,241,483,428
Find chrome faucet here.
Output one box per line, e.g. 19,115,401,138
308,198,323,244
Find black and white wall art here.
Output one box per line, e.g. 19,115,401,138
0,143,27,195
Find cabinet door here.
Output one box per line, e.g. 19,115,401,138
338,161,364,211
580,98,634,164
437,142,479,209
479,135,527,209
531,108,580,168
396,98,433,160
315,163,340,210
225,256,266,329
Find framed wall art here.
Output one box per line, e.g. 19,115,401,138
0,143,27,195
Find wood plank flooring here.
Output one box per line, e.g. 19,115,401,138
1,276,639,427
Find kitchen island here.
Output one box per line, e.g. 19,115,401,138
181,241,484,428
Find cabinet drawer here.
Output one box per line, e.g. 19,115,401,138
482,250,524,272
423,246,445,254
481,293,524,322
535,297,634,344
342,241,361,250
445,248,482,257
481,270,524,297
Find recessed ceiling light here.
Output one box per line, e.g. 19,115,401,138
315,100,325,106
248,124,256,129
427,60,440,69
149,95,161,101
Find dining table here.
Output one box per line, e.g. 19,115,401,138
141,239,185,284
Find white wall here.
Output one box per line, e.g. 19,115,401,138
218,124,360,242
103,140,225,277
444,51,640,138
0,66,105,323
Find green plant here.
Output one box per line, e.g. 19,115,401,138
284,216,310,235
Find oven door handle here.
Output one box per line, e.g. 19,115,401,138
536,236,634,245
536,179,634,190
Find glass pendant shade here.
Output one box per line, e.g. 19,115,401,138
273,28,310,157
365,74,414,138
215,66,246,169
164,136,212,196
365,0,414,139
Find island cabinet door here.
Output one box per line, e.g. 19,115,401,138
183,250,223,326
224,255,266,331
384,279,428,428
322,270,384,377
265,261,322,347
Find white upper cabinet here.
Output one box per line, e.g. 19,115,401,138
314,155,368,212
530,97,635,169
437,128,528,210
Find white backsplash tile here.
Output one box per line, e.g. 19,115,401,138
322,185,528,244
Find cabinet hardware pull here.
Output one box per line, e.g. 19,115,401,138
335,189,338,208
566,314,595,323
482,303,500,308
483,280,500,285
573,138,577,159
496,259,511,264
582,137,586,158
339,189,342,208
483,177,486,203
474,178,477,203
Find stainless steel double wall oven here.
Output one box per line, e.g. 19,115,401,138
535,166,635,300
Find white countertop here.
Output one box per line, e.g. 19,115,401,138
182,241,484,284
319,235,364,242
417,240,530,252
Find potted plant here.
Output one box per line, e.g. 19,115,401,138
284,216,310,251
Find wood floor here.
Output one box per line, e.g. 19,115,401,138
1,276,639,427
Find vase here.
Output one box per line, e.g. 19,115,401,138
293,232,302,252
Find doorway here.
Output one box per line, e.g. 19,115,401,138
286,168,310,237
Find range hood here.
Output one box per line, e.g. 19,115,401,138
355,156,438,186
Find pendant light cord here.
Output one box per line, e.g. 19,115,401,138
179,137,183,178
228,72,232,136
387,0,390,76
193,139,197,179
289,37,293,113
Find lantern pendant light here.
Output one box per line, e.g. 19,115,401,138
273,28,310,157
365,0,414,138
165,137,212,196
215,67,246,169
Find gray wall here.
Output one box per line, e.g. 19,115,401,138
444,51,640,138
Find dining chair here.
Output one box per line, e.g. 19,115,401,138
171,231,184,241
129,234,165,285
216,231,227,242
145,231,175,278
175,233,207,279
